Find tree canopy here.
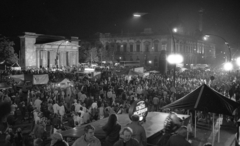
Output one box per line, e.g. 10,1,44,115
0,37,18,64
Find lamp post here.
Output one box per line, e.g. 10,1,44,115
167,28,183,88
203,34,232,62
55,40,69,68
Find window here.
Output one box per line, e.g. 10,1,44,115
130,44,133,52
144,42,150,52
124,44,127,52
162,43,167,51
154,41,159,52
136,43,140,52
117,44,121,52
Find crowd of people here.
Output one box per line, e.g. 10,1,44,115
0,65,239,146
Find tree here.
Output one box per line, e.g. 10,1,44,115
0,37,18,64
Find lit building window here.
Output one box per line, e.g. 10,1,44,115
162,42,167,51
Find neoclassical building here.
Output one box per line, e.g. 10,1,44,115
19,32,79,69
99,29,216,72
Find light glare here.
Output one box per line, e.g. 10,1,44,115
167,54,183,64
133,14,141,17
236,57,240,66
223,62,233,71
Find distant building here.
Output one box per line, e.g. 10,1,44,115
99,28,216,72
19,32,79,69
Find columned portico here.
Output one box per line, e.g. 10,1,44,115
19,32,79,69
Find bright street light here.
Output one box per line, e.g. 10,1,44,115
236,57,240,66
167,54,183,64
203,35,209,41
133,12,147,18
133,14,141,17
223,62,233,71
148,60,152,64
173,28,178,33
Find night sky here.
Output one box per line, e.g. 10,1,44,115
1,0,240,48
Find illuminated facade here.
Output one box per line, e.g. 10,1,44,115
19,32,79,69
99,31,215,72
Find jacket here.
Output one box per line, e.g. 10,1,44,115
72,135,101,146
127,122,147,146
102,123,121,144
113,138,139,146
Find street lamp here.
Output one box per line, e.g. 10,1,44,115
133,12,147,18
223,62,233,71
203,34,232,62
55,40,69,68
148,60,152,64
168,27,183,88
173,28,178,33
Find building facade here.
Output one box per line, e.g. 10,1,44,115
99,30,216,72
19,32,79,69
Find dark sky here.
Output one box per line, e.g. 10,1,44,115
1,0,240,48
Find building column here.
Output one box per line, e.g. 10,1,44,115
76,51,79,65
36,50,39,68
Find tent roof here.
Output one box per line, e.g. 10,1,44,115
11,62,20,67
162,84,240,116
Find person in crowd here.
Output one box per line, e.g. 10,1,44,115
14,128,24,146
53,101,60,115
127,115,147,146
166,126,191,146
58,102,65,122
34,96,42,111
72,125,101,146
114,127,139,146
73,112,82,127
102,114,121,146
50,132,69,146
82,109,90,124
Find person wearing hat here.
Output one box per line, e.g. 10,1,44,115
127,114,147,146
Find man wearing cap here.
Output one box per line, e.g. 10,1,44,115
127,115,147,146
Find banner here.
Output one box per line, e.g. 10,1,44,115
134,67,144,73
33,74,49,84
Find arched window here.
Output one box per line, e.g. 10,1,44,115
136,41,141,52
144,41,150,52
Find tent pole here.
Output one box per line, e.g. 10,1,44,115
212,113,215,146
195,110,197,138
218,114,220,143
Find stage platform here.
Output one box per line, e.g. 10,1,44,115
61,112,189,139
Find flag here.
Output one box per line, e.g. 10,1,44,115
33,74,49,84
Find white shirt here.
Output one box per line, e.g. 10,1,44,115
91,102,98,109
58,105,65,116
53,103,59,114
75,103,82,112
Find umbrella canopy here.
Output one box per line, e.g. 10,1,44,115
162,84,240,116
